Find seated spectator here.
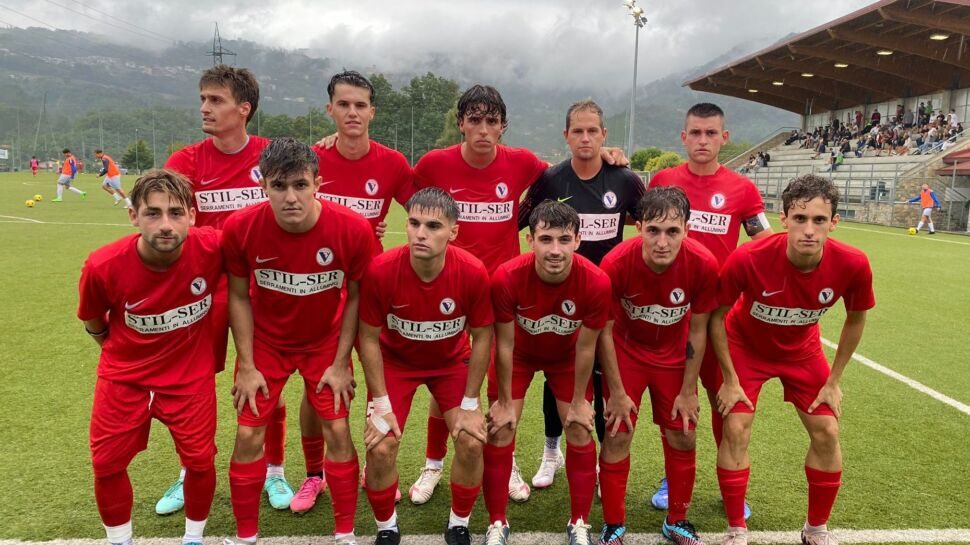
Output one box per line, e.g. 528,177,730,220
855,135,868,158
812,138,827,159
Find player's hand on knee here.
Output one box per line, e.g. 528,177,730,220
671,392,700,435
716,381,753,417
808,381,842,417
453,408,487,444
232,367,269,417
486,399,517,436
318,362,356,413
604,393,637,437
365,412,401,451
565,399,595,433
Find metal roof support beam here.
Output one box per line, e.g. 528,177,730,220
829,27,970,71
728,66,875,105
758,55,930,96
789,43,962,87
878,4,970,38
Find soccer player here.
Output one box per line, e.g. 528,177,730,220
647,103,772,514
96,150,132,208
597,186,719,545
30,155,39,176
484,200,613,545
358,187,493,545
518,99,644,489
907,184,941,234
78,169,222,545
222,138,372,545
162,64,295,514
52,148,85,202
712,174,874,545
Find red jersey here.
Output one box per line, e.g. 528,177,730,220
719,234,875,361
359,245,493,372
649,163,765,265
600,237,719,367
313,141,415,252
77,228,223,394
492,253,611,365
414,144,547,273
165,135,271,229
222,200,373,351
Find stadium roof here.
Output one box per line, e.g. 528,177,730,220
684,0,970,115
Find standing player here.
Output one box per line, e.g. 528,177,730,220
712,174,874,545
517,99,644,489
359,188,493,545
30,156,39,176
52,148,86,202
484,201,614,545
96,150,132,208
597,187,719,545
223,138,372,545
907,184,941,234
647,103,772,515
78,170,222,545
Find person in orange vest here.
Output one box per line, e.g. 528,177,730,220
907,184,941,234
52,148,86,202
96,150,132,208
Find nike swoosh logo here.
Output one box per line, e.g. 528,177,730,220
125,298,148,310
449,187,466,194
255,256,278,264
321,180,337,186
622,293,641,299
557,196,572,203
516,305,536,310
762,290,783,297
200,178,218,186
391,304,409,309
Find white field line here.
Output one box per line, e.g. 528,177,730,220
0,214,43,223
0,217,130,227
4,529,970,545
837,224,970,246
821,338,970,416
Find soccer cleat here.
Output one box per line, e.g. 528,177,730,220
651,478,669,510
928,231,936,235
290,476,326,513
409,466,443,505
154,479,184,515
662,517,705,545
801,524,839,545
52,198,63,202
531,450,564,488
445,524,472,545
483,521,510,545
599,523,626,545
722,527,748,545
81,191,87,199
264,475,295,510
374,528,401,545
567,517,594,545
223,538,257,545
508,458,531,502
744,502,752,521
335,535,357,545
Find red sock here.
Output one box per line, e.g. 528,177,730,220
93,471,133,527
426,415,449,461
717,466,749,528
366,478,399,523
566,440,597,524
450,481,481,518
264,406,286,466
598,456,630,525
483,442,514,524
183,465,216,522
711,410,723,449
806,466,842,526
325,456,360,534
229,457,266,538
662,434,696,523
302,435,325,476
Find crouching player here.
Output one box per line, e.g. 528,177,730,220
597,186,719,545
712,175,875,545
78,170,223,545
483,200,615,545
222,138,373,545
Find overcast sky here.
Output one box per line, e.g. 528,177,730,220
7,0,875,89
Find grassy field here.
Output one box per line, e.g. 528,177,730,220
0,170,968,541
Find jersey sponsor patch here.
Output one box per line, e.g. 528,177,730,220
125,295,212,334
317,193,385,219
254,268,344,296
602,191,618,209
196,187,268,213
439,298,456,315
250,167,263,183
578,213,622,241
455,200,514,223
365,179,380,196
516,314,582,336
190,277,207,296
620,299,690,326
688,210,731,235
749,302,830,326
818,288,835,304
710,193,726,209
387,314,466,341
496,182,509,199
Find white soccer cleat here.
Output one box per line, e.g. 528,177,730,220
409,466,443,505
531,450,564,489
801,524,839,545
723,526,748,545
508,458,531,502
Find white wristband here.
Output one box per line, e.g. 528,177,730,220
370,413,391,434
371,395,392,416
460,396,480,411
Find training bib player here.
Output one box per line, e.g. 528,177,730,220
53,148,85,202
96,150,132,208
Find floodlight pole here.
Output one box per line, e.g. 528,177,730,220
624,1,648,158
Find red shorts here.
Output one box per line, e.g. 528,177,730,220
487,358,593,403
698,347,721,393
372,363,468,430
603,342,696,433
90,378,216,477
237,336,347,426
728,343,834,417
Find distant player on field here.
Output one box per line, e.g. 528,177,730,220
30,156,39,176
78,170,222,545
358,188,494,545
222,138,373,545
647,102,773,515
907,183,941,234
52,148,86,202
712,174,875,545
95,150,132,208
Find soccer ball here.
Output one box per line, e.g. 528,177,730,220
33,194,43,201
908,227,917,235
25,199,35,208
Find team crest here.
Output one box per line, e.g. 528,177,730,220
250,167,262,183
602,191,618,209
710,193,726,209
190,277,207,296
496,182,509,199
316,247,334,266
818,288,834,304
561,299,576,316
440,298,456,315
365,179,379,196
670,288,685,304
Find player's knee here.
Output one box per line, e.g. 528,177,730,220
808,419,840,450
722,416,751,444
488,425,515,446
454,432,484,460
664,429,696,451
181,453,216,473
368,436,400,465
601,432,633,460
233,425,266,461
564,424,592,446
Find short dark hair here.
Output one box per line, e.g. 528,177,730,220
62,148,70,154
686,103,725,123
405,187,459,223
129,169,194,212
327,70,375,104
528,200,580,235
95,149,104,155
259,137,318,182
638,186,691,224
199,64,260,123
782,174,840,216
457,84,508,130
565,99,604,130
